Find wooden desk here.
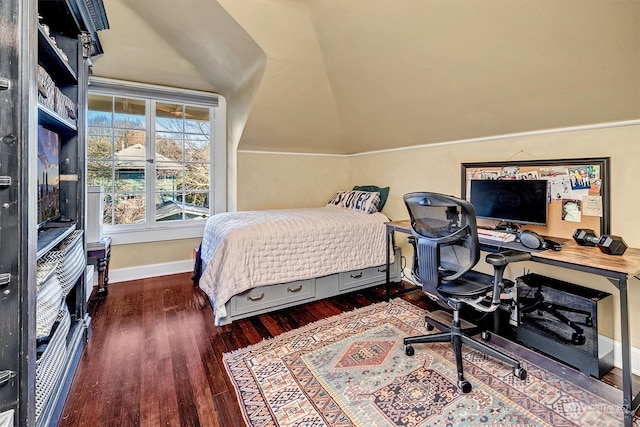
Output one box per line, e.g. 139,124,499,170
87,236,112,297
385,219,640,426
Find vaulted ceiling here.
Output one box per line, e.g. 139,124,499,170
93,0,640,155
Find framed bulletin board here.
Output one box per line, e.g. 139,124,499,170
461,157,610,238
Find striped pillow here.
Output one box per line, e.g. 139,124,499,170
327,190,380,213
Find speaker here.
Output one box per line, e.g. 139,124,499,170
519,230,561,251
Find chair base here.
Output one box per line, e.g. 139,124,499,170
404,311,527,393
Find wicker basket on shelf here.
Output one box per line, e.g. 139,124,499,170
53,87,77,122
35,304,70,419
35,262,63,340
37,65,56,111
40,230,86,296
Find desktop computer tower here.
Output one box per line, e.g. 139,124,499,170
516,273,614,379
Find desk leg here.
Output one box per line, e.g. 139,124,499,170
385,229,392,300
103,247,111,288
616,275,636,426
96,254,110,297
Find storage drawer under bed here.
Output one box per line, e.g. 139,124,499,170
231,279,316,315
338,264,388,291
220,247,401,324
338,247,399,292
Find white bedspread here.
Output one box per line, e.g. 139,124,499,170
199,206,391,324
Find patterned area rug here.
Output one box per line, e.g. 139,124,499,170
223,299,637,426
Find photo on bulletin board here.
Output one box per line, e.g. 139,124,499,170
461,157,610,239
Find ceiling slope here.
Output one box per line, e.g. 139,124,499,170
307,0,640,153
217,0,345,154
93,0,639,155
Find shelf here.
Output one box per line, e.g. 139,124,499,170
38,103,77,133
37,0,83,35
36,223,76,259
37,25,77,84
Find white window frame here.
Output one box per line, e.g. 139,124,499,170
87,77,227,245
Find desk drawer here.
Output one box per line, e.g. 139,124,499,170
232,279,316,315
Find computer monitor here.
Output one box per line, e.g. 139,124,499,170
469,179,548,230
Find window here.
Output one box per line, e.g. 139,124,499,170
87,78,226,244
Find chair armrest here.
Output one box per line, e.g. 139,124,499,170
484,250,531,305
485,250,532,266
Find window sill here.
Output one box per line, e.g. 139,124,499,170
105,222,206,245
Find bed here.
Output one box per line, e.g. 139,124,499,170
196,188,400,325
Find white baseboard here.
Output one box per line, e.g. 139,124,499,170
605,336,640,376
109,259,194,283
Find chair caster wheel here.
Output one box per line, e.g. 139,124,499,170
458,380,472,393
480,331,491,341
514,367,527,381
405,345,415,356
426,323,434,331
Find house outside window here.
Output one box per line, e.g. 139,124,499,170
87,78,226,244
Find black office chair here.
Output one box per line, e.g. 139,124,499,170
403,192,531,393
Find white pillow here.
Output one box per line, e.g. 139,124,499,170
327,190,380,213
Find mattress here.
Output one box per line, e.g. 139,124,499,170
199,206,391,324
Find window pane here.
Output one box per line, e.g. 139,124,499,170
103,194,113,225
156,132,183,163
114,193,145,224
156,103,186,132
156,167,182,192
114,97,146,129
87,127,113,159
184,135,209,162
114,129,146,151
185,105,210,134
155,192,209,221
115,161,146,192
88,94,113,127
183,191,210,213
184,164,210,191
155,192,183,222
87,160,113,189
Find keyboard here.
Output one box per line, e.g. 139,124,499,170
477,229,517,242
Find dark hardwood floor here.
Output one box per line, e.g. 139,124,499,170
59,273,637,426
